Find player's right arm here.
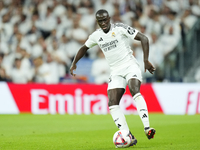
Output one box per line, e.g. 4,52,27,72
70,31,98,76
70,45,89,76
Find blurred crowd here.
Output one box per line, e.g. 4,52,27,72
0,0,200,84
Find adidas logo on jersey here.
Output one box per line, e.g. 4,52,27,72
99,37,103,42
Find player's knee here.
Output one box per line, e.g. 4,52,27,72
129,86,140,96
128,79,141,96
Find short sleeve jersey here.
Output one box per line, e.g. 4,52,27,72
85,23,139,71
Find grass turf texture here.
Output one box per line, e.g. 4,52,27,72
0,114,200,150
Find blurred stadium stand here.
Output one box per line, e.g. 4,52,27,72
0,0,200,84
164,18,200,82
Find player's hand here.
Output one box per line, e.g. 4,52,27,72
70,63,77,76
144,60,156,74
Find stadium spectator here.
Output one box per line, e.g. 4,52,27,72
52,0,67,17
79,6,96,34
49,40,69,79
0,53,8,81
18,14,32,35
8,23,20,52
158,25,180,55
58,34,73,64
45,29,59,46
10,53,33,83
163,10,181,39
26,25,42,44
67,14,88,45
37,6,56,39
0,65,7,81
0,1,7,17
112,7,122,24
55,16,68,39
189,0,200,17
32,56,55,84
95,0,115,17
16,33,32,55
19,48,32,71
0,50,15,81
63,7,74,30
30,36,43,59
46,53,60,83
119,3,135,26
1,13,13,42
65,14,89,59
181,7,198,33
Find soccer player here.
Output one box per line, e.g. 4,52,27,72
70,9,156,146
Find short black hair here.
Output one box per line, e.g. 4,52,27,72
96,9,109,17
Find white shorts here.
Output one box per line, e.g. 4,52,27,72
107,63,142,90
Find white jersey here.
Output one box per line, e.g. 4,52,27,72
85,23,139,72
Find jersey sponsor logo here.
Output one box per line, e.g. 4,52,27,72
99,40,118,52
112,32,116,37
99,37,103,42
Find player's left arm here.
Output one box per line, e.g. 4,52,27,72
134,32,156,74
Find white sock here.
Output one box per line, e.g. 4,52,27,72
109,105,129,131
133,93,150,128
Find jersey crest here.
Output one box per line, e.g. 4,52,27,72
112,32,116,37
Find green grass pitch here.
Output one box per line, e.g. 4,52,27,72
0,114,200,150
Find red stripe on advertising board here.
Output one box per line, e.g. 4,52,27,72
7,83,162,114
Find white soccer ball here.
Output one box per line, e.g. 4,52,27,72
113,130,132,148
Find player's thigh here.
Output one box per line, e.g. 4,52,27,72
125,64,142,83
125,64,142,96
107,75,126,106
107,88,125,106
107,75,127,90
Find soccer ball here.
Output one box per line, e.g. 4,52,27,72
113,130,132,148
